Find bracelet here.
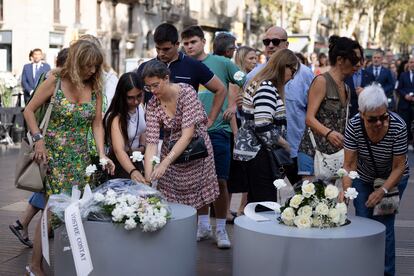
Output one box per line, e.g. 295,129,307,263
325,129,334,139
129,168,138,177
380,186,388,194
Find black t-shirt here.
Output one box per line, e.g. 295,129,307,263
136,52,214,104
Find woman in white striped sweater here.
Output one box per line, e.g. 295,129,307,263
234,49,299,204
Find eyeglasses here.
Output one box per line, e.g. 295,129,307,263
262,38,287,47
366,112,389,124
127,94,143,101
144,82,160,92
286,64,298,76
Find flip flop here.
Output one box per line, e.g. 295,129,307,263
9,221,33,248
25,265,35,276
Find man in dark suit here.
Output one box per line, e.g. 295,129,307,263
21,48,51,104
366,50,395,110
397,57,414,142
345,51,375,117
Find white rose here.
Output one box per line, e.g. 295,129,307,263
289,194,304,209
124,217,137,230
130,151,144,162
281,207,295,225
93,192,105,202
85,164,97,177
273,179,287,190
344,187,359,200
335,202,348,215
328,208,341,224
297,205,313,217
348,171,360,180
324,184,339,199
233,71,245,81
294,215,312,228
336,168,348,178
301,182,316,198
315,203,329,215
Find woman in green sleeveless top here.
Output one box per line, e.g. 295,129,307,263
298,36,363,178
23,40,115,276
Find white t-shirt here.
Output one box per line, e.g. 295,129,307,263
103,70,119,112
127,105,146,150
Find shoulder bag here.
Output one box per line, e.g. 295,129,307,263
361,119,399,216
14,79,60,192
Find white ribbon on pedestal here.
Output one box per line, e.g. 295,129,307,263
41,185,94,276
244,201,281,222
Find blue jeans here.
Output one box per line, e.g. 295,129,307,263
352,175,409,276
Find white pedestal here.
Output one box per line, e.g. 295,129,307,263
233,213,385,276
54,203,197,276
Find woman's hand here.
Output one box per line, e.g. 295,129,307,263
100,156,115,175
150,162,168,181
130,170,146,183
365,189,385,208
223,106,236,121
327,130,344,148
33,140,48,164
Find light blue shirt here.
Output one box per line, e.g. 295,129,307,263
245,62,314,157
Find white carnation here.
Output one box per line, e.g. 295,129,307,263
344,187,359,200
273,179,287,189
324,184,339,199
348,171,360,180
130,151,144,162
301,182,316,198
93,192,105,202
124,217,137,230
85,164,97,177
289,194,304,209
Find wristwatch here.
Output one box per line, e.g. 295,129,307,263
380,187,389,195
32,133,44,143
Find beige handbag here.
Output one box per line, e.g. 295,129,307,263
14,80,60,192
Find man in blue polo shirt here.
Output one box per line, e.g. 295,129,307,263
136,23,226,127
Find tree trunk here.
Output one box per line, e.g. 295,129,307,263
307,0,322,54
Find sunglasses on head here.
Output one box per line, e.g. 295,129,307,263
262,38,287,47
366,112,389,123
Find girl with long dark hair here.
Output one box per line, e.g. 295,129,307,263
104,72,146,182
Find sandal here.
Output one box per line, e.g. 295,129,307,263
226,213,238,224
9,220,33,248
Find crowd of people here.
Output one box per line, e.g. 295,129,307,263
9,22,413,276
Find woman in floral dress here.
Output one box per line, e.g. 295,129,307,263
23,39,114,276
142,60,219,217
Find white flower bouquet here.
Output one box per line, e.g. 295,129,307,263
0,72,18,107
277,172,359,228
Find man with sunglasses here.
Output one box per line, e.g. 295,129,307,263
366,50,395,110
136,23,226,128
246,26,314,185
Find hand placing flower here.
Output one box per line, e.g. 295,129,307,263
344,187,359,200
99,158,109,167
150,162,167,181
100,156,115,175
273,179,287,190
130,151,144,162
152,156,160,168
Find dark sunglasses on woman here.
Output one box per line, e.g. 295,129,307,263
366,112,389,124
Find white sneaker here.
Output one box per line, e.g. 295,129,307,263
215,229,231,249
197,224,212,241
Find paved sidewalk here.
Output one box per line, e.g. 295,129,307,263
1,144,414,275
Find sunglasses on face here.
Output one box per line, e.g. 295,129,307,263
347,54,362,66
262,38,287,47
366,112,389,124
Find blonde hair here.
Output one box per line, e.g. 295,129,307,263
249,48,298,99
79,34,114,74
60,40,103,93
235,46,256,73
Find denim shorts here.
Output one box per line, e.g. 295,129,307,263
28,192,46,209
208,129,231,180
297,152,314,176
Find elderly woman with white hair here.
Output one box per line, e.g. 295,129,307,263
341,84,409,276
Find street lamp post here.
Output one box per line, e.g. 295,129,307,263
245,9,251,46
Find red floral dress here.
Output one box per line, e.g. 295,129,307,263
146,83,219,209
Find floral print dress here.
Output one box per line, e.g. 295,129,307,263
44,78,96,195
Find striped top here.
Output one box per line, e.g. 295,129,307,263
344,112,409,183
234,80,286,161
